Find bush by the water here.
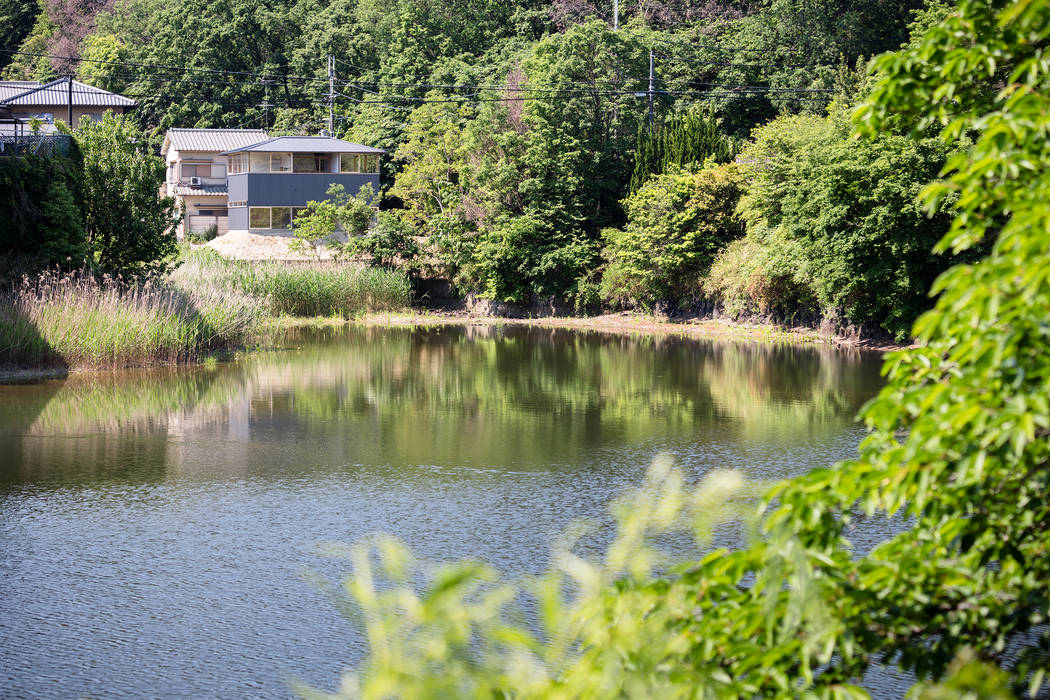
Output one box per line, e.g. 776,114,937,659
707,107,960,340
171,249,413,318
0,269,261,369
601,162,746,309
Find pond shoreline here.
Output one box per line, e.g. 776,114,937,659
0,310,903,384
350,310,909,353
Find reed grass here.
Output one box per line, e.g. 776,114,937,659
0,249,413,371
170,249,413,318
0,269,263,370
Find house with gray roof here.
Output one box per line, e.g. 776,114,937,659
0,77,136,132
162,128,383,237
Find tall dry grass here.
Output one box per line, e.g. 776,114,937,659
0,250,413,370
170,249,413,318
0,269,263,370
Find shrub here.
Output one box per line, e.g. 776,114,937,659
344,211,420,271
186,224,219,245
601,162,745,308
703,229,819,320
735,108,959,340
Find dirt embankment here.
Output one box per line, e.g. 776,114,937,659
354,310,910,352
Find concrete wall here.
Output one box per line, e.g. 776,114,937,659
227,172,379,208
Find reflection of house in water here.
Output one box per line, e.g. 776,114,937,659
1,327,886,488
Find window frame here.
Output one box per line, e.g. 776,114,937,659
271,207,292,230
249,207,271,229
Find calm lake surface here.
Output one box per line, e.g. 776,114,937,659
0,325,889,698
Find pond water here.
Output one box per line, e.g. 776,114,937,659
0,325,890,698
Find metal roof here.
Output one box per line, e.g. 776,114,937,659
0,78,136,107
222,136,385,155
164,128,268,155
0,82,40,102
171,184,229,196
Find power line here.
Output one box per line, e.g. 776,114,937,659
653,53,837,69
0,48,331,84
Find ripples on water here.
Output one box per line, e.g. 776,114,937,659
0,325,889,698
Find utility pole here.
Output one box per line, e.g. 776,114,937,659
327,55,335,136
66,75,73,126
647,49,654,129
260,78,271,130
613,0,618,30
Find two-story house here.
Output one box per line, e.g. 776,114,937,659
162,128,268,237
161,129,384,237
0,77,136,133
222,136,383,232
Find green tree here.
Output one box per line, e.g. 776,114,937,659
601,162,745,307
0,152,86,271
628,109,739,193
733,107,957,339
76,113,180,277
345,211,420,271
1,2,56,81
0,0,38,73
291,183,376,258
390,101,475,278
462,20,648,302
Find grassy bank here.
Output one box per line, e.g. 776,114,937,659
0,250,414,372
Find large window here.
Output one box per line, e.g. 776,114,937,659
292,154,316,172
340,154,360,173
293,153,332,173
271,153,291,172
271,207,292,229
249,207,271,229
228,153,249,174
249,206,294,230
249,153,270,173
340,153,380,174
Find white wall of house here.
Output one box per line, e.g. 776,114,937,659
165,149,231,237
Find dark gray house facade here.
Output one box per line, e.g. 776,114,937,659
222,136,384,231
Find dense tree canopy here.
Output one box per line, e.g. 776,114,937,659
733,107,960,339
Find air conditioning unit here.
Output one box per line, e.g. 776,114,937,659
189,176,202,187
